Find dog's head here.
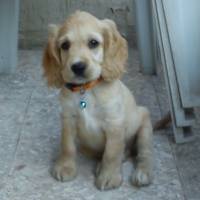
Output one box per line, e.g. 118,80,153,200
43,11,128,88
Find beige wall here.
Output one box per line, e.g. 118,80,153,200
19,0,136,48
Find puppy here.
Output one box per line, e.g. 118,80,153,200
43,11,153,190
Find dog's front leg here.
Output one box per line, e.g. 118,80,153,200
52,117,77,182
95,128,124,190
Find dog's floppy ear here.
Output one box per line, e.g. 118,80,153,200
101,19,128,81
42,24,64,88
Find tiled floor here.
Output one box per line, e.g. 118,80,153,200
0,49,199,200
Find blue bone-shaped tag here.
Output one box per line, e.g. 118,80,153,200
80,100,87,109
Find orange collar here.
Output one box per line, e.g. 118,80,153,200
65,77,102,92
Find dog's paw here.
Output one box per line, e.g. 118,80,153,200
52,159,77,182
132,168,152,186
95,168,122,190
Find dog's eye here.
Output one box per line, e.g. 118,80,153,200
88,39,99,49
61,41,70,50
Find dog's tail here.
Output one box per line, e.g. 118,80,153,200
153,112,171,131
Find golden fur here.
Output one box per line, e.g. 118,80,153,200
42,11,154,190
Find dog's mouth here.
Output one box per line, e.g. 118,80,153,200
72,71,101,84
68,75,101,85
71,76,89,84
65,76,102,92
63,71,89,84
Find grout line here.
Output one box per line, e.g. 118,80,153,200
148,76,163,118
8,88,35,176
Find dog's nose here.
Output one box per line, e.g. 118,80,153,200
71,62,86,76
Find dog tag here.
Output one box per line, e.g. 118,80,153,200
80,100,87,109
79,87,86,109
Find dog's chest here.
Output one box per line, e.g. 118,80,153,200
71,92,105,149
69,92,103,135
78,104,101,134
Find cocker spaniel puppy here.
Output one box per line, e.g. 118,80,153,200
43,11,153,190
